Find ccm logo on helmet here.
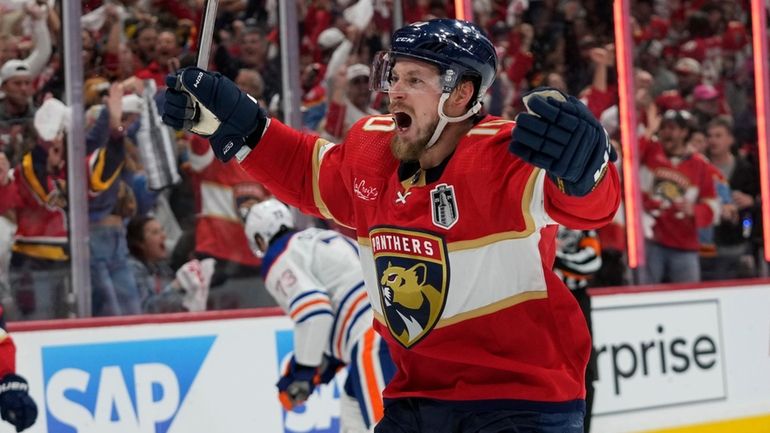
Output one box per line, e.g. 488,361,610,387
395,37,415,43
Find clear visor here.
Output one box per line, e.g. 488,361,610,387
370,51,452,95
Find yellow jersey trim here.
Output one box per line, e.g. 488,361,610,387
12,243,69,261
89,149,124,192
312,138,335,220
359,168,541,252
372,290,547,329
311,139,355,229
21,153,48,202
435,290,547,328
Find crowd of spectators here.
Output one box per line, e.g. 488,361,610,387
0,0,765,320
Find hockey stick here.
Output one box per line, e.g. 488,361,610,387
196,0,219,69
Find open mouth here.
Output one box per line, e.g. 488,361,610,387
393,112,412,132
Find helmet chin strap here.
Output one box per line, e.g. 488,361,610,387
425,92,482,149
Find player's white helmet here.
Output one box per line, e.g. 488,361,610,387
244,198,295,257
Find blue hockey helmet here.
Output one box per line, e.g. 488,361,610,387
371,19,498,104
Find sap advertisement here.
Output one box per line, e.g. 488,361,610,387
9,315,346,433
8,282,770,433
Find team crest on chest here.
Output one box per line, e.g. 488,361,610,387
369,227,449,348
430,183,459,229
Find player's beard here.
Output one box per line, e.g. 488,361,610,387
390,118,439,161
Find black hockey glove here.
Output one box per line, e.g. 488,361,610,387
0,374,37,432
163,67,269,162
276,356,322,411
318,354,345,384
510,87,617,196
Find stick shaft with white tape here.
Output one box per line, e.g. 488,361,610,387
197,0,219,69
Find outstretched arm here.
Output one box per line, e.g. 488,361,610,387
510,88,621,228
162,68,355,227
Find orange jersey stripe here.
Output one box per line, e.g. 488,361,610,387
579,237,602,255
362,329,384,422
336,292,369,355
289,299,331,321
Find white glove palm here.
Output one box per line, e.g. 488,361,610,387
175,258,216,312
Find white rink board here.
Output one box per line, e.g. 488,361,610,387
590,283,770,433
8,315,349,433
7,282,770,433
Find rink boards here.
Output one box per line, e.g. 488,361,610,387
7,280,770,433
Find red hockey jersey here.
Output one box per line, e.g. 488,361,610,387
639,138,718,251
0,141,126,261
241,115,620,406
188,135,266,267
0,152,68,261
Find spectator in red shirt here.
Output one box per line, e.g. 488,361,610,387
639,109,719,284
135,29,182,87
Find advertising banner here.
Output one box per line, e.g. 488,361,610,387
591,283,770,433
7,282,770,433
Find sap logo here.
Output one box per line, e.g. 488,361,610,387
275,330,344,433
42,336,215,433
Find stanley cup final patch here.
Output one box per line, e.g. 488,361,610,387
430,183,459,229
369,227,450,349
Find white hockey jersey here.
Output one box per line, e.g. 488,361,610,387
261,227,371,366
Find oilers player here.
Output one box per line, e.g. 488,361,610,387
243,198,394,432
0,306,37,432
164,19,620,432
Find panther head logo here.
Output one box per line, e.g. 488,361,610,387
379,262,444,347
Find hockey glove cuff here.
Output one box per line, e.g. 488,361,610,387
0,374,37,432
510,87,617,196
163,67,269,162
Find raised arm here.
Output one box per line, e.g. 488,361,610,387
23,4,52,78
162,68,355,226
510,88,621,228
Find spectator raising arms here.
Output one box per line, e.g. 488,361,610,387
640,109,719,284
0,97,71,320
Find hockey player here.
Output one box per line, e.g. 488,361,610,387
0,305,37,432
243,198,394,432
164,19,620,432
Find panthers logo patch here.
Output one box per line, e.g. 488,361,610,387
370,227,449,348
